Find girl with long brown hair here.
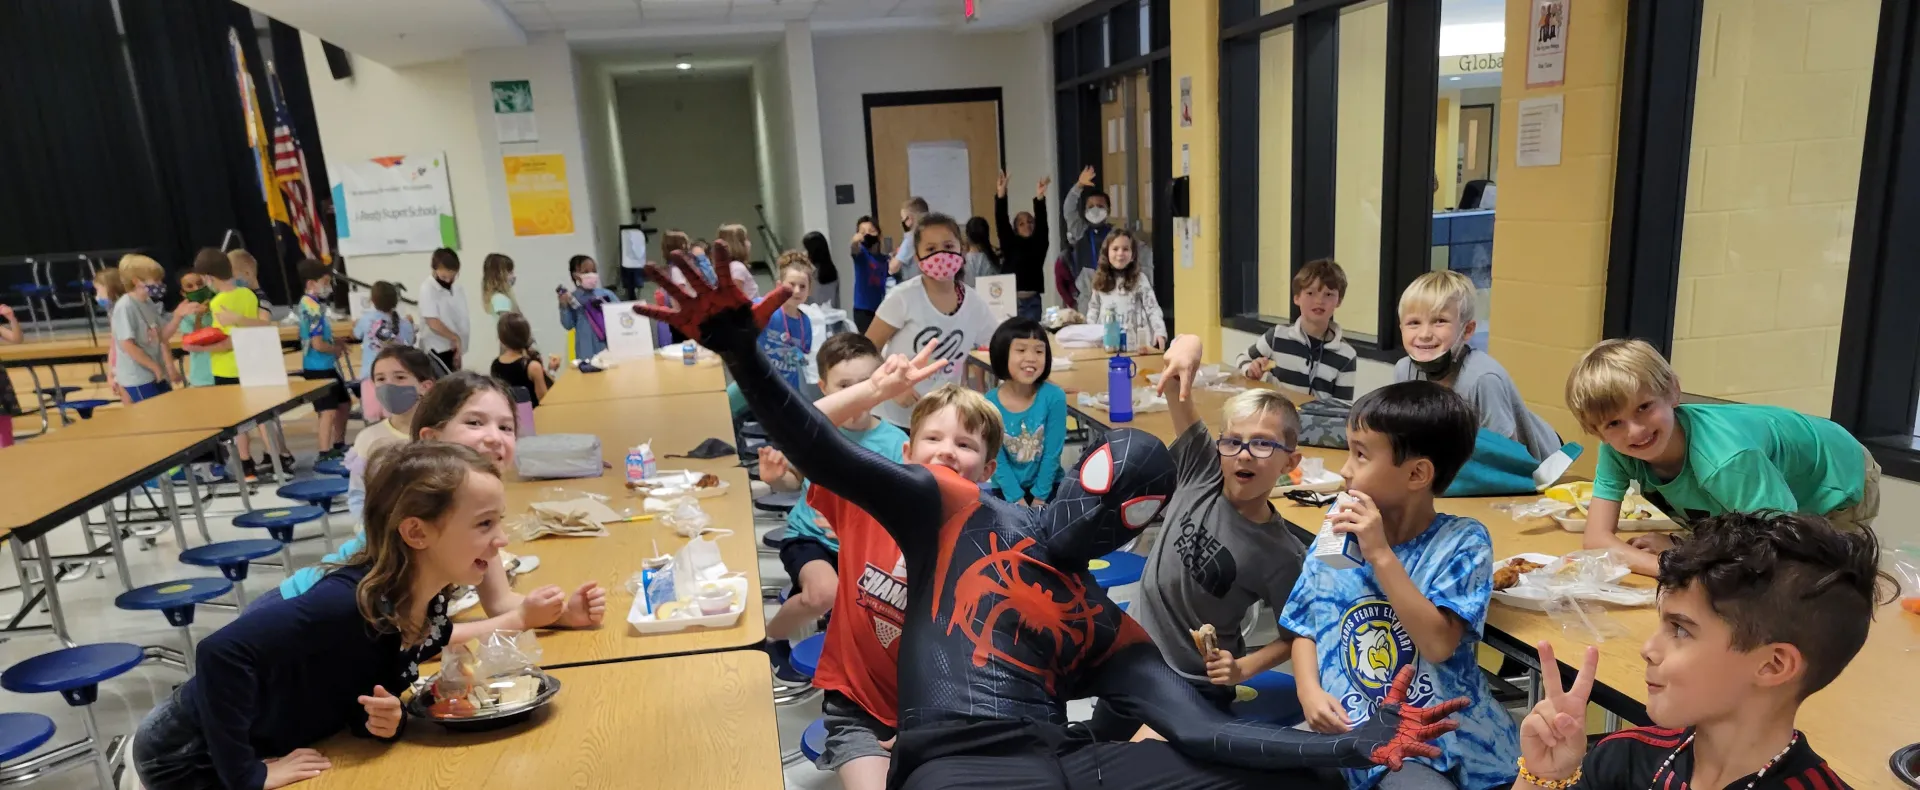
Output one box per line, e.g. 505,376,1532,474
1083,227,1166,351
132,442,508,790
481,253,519,315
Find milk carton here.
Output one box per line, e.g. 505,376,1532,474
1311,494,1364,569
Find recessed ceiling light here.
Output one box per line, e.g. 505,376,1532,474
676,62,693,70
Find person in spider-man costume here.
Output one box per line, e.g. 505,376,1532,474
637,254,1466,790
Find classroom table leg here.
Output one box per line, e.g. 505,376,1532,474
75,511,105,580
30,536,75,648
79,702,114,790
98,507,136,592
158,476,189,550
317,506,337,553
1526,667,1543,708
47,366,71,427
268,419,291,482
183,465,212,544
227,438,255,512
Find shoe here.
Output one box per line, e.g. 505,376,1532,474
278,453,299,473
318,445,347,461
240,458,260,482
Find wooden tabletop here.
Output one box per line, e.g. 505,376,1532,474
0,319,354,366
532,394,744,477
0,429,223,541
302,652,783,789
498,464,766,666
29,380,329,442
539,355,729,406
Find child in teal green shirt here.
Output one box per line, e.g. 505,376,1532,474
177,271,217,387
985,317,1066,506
1566,339,1877,577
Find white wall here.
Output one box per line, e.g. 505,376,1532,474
812,27,1059,306
616,74,764,257
784,22,831,242
752,41,799,258
575,55,628,277
464,34,602,364
301,34,497,348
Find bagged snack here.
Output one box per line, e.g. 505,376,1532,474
428,630,543,718
1889,546,1920,616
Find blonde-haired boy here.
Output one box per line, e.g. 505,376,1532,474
1235,259,1359,400
1084,334,1307,740
1394,270,1562,461
1564,338,1877,577
112,254,197,402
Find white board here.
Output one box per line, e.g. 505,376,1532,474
232,326,289,387
907,141,972,222
602,301,654,360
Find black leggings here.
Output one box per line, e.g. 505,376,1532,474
854,309,876,334
900,740,1343,790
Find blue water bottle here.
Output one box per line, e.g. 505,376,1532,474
682,340,697,366
1108,356,1138,423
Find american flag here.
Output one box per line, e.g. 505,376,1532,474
268,68,330,262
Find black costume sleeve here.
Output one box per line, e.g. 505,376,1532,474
712,317,942,553
995,194,1015,249
1088,642,1395,771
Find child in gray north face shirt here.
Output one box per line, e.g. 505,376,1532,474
1085,334,1308,742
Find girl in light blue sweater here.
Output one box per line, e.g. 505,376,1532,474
985,317,1067,506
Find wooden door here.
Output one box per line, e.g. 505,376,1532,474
869,99,1003,248
1458,104,1495,196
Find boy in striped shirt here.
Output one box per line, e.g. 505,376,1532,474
1515,511,1890,790
1234,258,1358,401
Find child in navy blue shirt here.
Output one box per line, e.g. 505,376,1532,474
558,254,618,360
1279,381,1520,790
984,317,1066,506
760,252,815,390
849,216,890,333
131,442,511,790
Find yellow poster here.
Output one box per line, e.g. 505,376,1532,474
503,153,574,236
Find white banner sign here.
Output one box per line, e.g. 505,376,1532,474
977,274,1017,324
602,301,655,360
332,152,457,256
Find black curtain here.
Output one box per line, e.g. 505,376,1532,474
0,0,166,264
119,0,283,303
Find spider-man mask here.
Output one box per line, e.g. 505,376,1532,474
1036,428,1175,563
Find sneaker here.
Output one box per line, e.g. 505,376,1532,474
278,453,299,473
239,458,260,482
318,445,347,462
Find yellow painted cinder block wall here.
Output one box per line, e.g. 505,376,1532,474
1668,0,1877,418
1171,0,1223,358
1487,0,1629,446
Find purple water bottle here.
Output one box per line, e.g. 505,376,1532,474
1108,356,1138,423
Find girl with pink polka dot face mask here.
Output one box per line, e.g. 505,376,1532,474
864,213,1000,428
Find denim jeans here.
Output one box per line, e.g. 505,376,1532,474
1016,293,1042,322
133,688,221,790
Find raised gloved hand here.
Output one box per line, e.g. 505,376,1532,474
635,251,790,355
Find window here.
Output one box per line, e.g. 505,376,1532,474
1219,0,1442,351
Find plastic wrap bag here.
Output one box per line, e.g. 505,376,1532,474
1492,550,1653,641
514,488,632,540
429,630,544,718
1491,498,1576,522
1890,546,1920,615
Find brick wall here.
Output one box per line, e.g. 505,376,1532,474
1669,0,1877,418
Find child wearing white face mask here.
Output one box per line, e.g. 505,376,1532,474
1392,270,1561,461
559,254,619,360
1064,165,1154,313
864,213,998,429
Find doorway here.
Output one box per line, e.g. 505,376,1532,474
863,88,1006,252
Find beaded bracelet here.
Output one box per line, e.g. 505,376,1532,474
1516,757,1582,790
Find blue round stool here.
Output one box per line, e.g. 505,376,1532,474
180,540,284,607
754,490,800,514
1117,600,1130,613
2,643,144,789
1089,550,1146,589
233,505,326,571
760,526,788,554
114,578,233,675
0,712,55,764
277,478,349,551
789,633,825,679
314,458,349,477
800,717,828,765
1230,669,1305,727
55,398,114,420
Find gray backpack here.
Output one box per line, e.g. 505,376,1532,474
514,434,604,479
1297,397,1351,450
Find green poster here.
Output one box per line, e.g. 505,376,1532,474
491,80,533,113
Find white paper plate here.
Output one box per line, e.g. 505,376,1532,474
627,576,749,633
1552,513,1674,533
630,469,730,500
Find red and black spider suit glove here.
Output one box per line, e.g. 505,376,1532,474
636,255,1467,789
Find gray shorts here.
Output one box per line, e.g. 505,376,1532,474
820,690,896,771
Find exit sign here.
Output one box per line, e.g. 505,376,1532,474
964,0,975,19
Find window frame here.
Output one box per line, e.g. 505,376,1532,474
1218,0,1441,360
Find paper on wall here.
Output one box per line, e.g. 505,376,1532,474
232,327,289,387
907,141,973,221
1516,95,1565,167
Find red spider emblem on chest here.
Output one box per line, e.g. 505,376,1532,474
947,533,1105,695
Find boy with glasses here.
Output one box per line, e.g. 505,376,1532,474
1086,333,1307,741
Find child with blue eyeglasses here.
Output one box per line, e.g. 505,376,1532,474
1082,334,1309,742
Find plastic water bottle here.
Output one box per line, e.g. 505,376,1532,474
626,446,647,483
1118,327,1129,353
1102,309,1120,352
1108,356,1137,423
682,340,697,366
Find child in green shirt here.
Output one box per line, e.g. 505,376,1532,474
1564,339,1878,577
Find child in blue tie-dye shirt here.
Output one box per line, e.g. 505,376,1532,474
1278,380,1520,790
